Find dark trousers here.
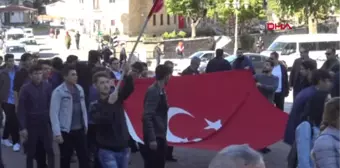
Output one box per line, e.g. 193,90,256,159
2,103,20,144
0,133,5,168
59,129,90,168
87,124,101,168
76,40,80,50
156,57,160,66
128,136,138,152
26,125,54,168
66,43,71,50
166,146,174,158
274,92,285,111
140,138,167,168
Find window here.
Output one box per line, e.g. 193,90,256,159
318,41,340,50
268,42,296,52
201,53,214,60
167,14,170,25
299,42,317,51
93,0,99,9
79,0,84,3
153,15,156,26
249,55,262,62
174,15,177,24
109,0,115,3
160,14,163,25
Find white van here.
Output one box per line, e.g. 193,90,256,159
5,28,25,41
260,34,340,68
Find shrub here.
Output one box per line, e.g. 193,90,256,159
240,34,255,51
162,32,170,39
102,34,111,42
177,31,187,38
168,30,177,38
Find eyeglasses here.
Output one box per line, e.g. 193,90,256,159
325,53,331,55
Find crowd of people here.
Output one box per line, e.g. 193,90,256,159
0,49,179,168
183,46,339,168
0,44,337,168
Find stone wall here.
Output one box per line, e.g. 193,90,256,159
162,37,215,58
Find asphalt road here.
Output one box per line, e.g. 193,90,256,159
1,34,293,167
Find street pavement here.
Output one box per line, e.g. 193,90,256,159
1,34,293,167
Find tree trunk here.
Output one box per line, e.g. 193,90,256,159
190,18,201,38
308,16,318,34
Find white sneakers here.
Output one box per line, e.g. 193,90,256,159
1,139,21,152
12,143,21,152
1,139,13,147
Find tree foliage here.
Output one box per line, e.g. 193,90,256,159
279,0,339,19
165,0,208,23
206,0,268,23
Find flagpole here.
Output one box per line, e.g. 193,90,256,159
115,3,158,90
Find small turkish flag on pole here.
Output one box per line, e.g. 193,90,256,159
148,0,163,18
114,0,163,92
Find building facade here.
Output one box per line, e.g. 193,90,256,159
47,0,180,37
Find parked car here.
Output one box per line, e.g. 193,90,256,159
20,38,40,54
183,51,230,74
199,53,269,74
3,43,27,61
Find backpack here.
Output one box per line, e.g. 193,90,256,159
313,133,340,168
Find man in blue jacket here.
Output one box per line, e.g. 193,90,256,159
18,64,54,168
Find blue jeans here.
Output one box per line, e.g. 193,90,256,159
98,148,130,168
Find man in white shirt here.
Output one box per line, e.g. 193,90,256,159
270,52,289,110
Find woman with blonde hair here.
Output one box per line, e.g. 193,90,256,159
312,97,340,168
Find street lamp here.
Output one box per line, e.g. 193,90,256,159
225,0,249,54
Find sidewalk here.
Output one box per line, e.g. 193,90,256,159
48,32,98,61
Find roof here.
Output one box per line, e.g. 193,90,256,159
6,28,24,34
274,33,340,43
0,5,37,12
5,42,25,47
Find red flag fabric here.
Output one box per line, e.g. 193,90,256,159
124,71,288,150
148,0,163,18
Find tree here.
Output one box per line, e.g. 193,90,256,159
279,0,339,34
166,0,208,38
207,0,268,34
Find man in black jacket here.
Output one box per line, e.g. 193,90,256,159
182,57,201,75
205,49,232,73
141,64,172,168
89,68,134,168
154,43,163,66
289,47,317,99
270,52,289,110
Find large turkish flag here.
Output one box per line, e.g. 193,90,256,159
124,71,288,151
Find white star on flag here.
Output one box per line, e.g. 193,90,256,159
204,119,222,131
